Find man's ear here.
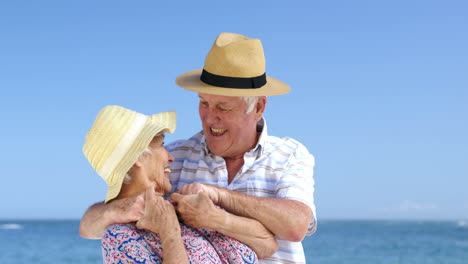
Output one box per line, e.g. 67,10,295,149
255,96,267,121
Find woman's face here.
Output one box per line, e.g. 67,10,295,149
137,134,174,195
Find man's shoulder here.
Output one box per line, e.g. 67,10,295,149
263,135,315,165
265,135,311,155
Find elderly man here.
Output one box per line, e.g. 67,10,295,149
80,32,316,263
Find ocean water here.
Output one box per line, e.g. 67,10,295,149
1,220,467,264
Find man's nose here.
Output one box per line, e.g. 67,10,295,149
204,108,221,123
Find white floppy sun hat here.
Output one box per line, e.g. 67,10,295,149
83,105,176,203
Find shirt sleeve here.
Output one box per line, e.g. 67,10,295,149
275,141,317,235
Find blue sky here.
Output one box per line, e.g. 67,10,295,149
0,0,466,220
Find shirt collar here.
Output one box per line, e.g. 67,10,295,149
253,118,267,156
200,117,268,158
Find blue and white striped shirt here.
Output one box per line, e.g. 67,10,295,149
167,119,317,264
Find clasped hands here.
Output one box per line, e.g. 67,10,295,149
109,183,224,232
171,183,225,230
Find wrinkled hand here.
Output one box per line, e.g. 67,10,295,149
136,185,180,235
108,193,145,224
171,192,225,230
177,183,220,204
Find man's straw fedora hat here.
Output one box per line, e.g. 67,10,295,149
176,32,290,97
83,105,176,203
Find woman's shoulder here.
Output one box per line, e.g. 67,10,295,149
105,223,138,236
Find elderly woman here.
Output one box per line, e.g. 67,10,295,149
83,105,275,263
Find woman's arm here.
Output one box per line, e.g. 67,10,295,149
136,186,189,264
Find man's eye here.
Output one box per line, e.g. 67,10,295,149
218,106,231,112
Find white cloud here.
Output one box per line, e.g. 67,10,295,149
375,200,440,214
397,200,439,212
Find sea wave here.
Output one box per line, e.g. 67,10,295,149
0,223,23,230
456,220,468,228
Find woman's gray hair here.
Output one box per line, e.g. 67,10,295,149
242,96,259,114
122,147,152,184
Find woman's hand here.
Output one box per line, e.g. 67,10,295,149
136,185,180,237
137,185,188,264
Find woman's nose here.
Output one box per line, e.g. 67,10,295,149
168,152,175,162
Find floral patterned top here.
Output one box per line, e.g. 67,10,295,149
102,223,258,264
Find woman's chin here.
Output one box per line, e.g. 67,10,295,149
164,185,172,195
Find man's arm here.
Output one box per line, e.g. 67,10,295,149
79,194,145,239
171,192,278,259
176,184,313,242
218,188,313,242
214,142,317,241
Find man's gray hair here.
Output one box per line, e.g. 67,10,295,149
123,147,152,184
243,96,259,114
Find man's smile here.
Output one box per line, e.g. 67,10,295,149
210,127,227,136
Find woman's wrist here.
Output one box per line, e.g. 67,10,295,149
158,224,181,239
147,215,180,235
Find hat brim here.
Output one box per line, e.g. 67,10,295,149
176,69,290,97
105,183,123,203
103,111,176,203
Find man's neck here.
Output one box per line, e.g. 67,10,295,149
224,130,261,184
225,157,244,184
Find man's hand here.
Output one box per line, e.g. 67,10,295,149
171,192,225,230
79,193,145,239
177,183,220,204
173,189,279,259
107,193,146,224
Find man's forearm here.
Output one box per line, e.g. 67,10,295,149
171,191,278,258
79,202,112,239
80,194,145,239
217,188,313,242
214,210,278,259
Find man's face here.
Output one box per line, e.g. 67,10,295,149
198,93,265,158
